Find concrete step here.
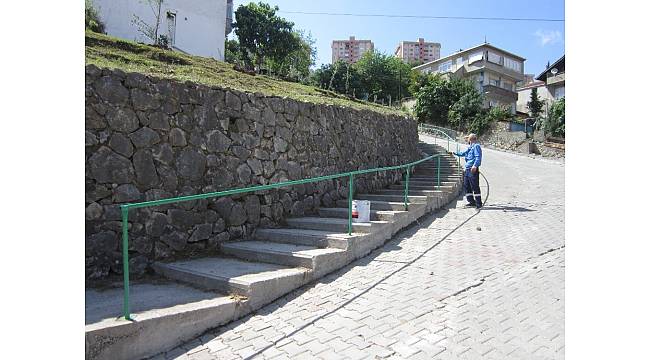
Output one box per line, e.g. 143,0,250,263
413,172,459,177
375,189,448,197
318,206,407,222
221,241,347,274
334,199,426,211
355,193,429,203
253,227,352,249
153,256,310,305
409,176,463,186
411,175,461,181
286,216,388,233
389,183,456,190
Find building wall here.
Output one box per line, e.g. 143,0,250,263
94,0,227,60
331,37,374,63
395,39,441,64
85,65,419,280
415,45,525,113
516,85,553,115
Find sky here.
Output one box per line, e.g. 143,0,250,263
230,0,565,77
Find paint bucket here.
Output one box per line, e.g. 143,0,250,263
352,200,370,223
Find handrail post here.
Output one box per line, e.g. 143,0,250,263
457,142,461,177
437,156,441,190
404,167,410,210
348,174,354,235
121,205,132,321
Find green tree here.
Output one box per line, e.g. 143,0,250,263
266,30,317,82
225,39,244,67
413,75,476,125
354,51,413,103
527,87,545,118
448,87,484,130
543,98,565,137
413,74,495,135
85,0,105,33
233,2,300,73
310,61,361,96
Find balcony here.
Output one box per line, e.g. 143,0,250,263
482,84,518,102
546,72,565,85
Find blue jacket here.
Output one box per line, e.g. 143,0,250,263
455,143,482,169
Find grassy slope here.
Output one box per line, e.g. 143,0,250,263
85,31,405,116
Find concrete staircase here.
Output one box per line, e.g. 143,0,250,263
86,142,463,360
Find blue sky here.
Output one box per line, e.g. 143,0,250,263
230,0,565,77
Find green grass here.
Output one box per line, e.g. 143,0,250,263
85,31,406,116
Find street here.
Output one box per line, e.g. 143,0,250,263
157,133,565,360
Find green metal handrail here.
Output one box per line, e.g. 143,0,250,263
118,152,444,320
418,123,463,176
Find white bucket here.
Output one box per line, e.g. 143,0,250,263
351,200,371,223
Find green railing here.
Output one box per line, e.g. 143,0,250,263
118,152,445,320
418,123,462,176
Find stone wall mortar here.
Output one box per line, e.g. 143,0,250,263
85,65,419,280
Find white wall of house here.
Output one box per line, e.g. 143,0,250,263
94,0,228,60
516,84,553,115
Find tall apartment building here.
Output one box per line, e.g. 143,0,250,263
331,36,374,64
395,38,441,64
413,43,526,113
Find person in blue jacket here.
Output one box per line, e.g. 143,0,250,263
452,133,483,208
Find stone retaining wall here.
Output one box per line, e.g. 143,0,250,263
85,65,418,280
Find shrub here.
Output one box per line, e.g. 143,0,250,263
85,0,105,34
543,97,565,137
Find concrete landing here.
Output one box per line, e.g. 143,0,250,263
85,282,243,360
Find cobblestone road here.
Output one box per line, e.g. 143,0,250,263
158,135,565,360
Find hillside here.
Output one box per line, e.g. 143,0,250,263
85,31,405,116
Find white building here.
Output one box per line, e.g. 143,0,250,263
94,0,233,61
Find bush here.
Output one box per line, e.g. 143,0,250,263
543,97,565,137
485,105,512,123
414,74,495,135
85,0,105,34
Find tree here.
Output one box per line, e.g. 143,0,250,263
265,30,317,82
354,51,414,104
233,2,301,73
448,87,484,130
527,87,545,119
225,39,244,67
85,0,105,33
413,74,494,135
310,61,361,96
543,98,565,137
131,0,167,47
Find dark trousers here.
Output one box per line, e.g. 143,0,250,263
463,168,482,207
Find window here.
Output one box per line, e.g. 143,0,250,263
487,51,502,64
504,57,522,72
489,76,500,87
438,60,453,73
468,52,483,64
502,81,513,91
555,86,565,98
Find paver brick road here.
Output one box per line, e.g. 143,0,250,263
156,134,565,360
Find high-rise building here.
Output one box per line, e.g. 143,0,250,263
331,36,374,64
395,38,441,64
